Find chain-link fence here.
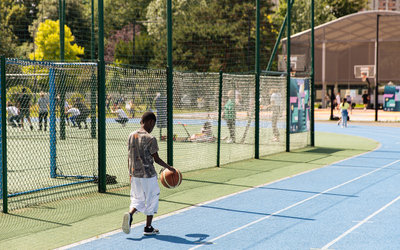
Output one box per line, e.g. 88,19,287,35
0,0,314,213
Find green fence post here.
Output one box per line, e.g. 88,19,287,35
310,0,315,147
98,0,106,193
91,68,96,139
167,0,173,166
91,0,95,62
255,0,260,159
286,0,291,152
217,71,223,167
59,0,64,62
1,55,8,213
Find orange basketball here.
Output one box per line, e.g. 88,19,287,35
160,168,182,189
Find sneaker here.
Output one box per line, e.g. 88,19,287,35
341,126,344,128
122,212,132,234
143,226,159,236
337,120,340,126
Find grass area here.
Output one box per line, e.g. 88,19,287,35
0,131,378,250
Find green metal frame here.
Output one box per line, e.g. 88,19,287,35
1,55,7,213
167,0,173,166
98,0,106,193
255,0,260,158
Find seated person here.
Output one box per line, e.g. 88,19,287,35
6,101,20,127
112,105,128,127
66,106,80,127
190,121,214,142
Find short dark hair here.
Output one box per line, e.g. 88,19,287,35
141,111,156,124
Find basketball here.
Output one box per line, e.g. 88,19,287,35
160,168,182,189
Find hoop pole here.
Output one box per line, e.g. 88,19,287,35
310,0,315,147
1,55,8,213
375,14,380,122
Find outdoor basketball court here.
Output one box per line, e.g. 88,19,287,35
55,122,400,250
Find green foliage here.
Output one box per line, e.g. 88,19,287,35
7,86,33,105
114,32,155,67
68,93,85,106
147,0,276,72
29,19,84,61
31,0,93,60
325,0,369,18
274,0,336,35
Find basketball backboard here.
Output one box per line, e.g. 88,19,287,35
278,54,307,72
354,65,375,79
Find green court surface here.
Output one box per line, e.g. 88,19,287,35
0,131,378,250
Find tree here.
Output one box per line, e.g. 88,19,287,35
30,19,84,61
325,0,369,18
146,0,276,72
274,0,336,35
31,0,92,60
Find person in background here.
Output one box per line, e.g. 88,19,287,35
126,99,135,118
335,92,341,110
222,90,236,143
38,92,49,131
112,105,129,127
17,87,33,131
66,106,80,127
6,101,20,128
339,98,350,128
362,90,369,111
74,98,90,129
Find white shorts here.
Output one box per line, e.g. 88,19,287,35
130,176,160,216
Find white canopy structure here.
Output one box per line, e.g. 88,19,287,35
282,10,400,95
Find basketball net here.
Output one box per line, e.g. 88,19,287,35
362,75,367,82
361,72,367,82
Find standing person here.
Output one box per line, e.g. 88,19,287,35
335,92,341,110
122,111,176,235
66,106,80,127
17,87,33,131
112,105,129,127
106,94,111,113
74,98,90,129
222,90,236,143
38,92,49,131
126,99,135,118
266,89,281,142
339,98,350,128
6,101,20,127
362,91,369,111
345,90,353,115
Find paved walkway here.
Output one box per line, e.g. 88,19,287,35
315,108,400,122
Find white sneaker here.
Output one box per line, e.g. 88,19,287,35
341,126,344,128
122,212,132,234
226,139,233,143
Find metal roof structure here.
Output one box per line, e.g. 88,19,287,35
282,11,400,86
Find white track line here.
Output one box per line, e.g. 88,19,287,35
189,158,400,250
321,194,400,250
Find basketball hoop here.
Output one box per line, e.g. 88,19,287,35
361,72,368,82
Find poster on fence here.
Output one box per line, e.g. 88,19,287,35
289,78,310,133
383,85,400,111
